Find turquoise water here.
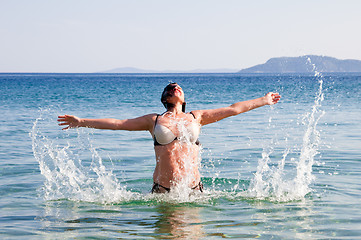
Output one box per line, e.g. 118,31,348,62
1,72,361,239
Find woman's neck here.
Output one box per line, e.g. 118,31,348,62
166,103,183,115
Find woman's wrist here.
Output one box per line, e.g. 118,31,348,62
78,118,85,127
261,96,268,106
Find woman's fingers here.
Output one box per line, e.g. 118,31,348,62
266,92,281,105
58,115,72,130
272,93,281,102
57,115,68,119
57,115,80,130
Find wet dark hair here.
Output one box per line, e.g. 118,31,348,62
161,82,186,112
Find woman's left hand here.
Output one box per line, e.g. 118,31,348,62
265,92,281,105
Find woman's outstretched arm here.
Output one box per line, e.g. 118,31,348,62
57,114,156,131
192,92,280,126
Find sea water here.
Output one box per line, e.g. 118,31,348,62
1,72,361,239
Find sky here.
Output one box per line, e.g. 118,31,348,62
1,0,361,73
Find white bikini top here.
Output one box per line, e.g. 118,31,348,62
153,112,200,146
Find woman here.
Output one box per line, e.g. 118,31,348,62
58,83,280,193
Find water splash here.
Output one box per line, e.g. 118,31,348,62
295,57,325,196
30,108,137,204
246,57,325,202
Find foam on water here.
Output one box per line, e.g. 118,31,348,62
245,57,325,202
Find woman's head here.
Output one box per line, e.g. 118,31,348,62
161,83,186,112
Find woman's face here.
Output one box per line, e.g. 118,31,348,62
163,83,185,104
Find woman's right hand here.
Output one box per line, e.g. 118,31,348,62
57,115,82,130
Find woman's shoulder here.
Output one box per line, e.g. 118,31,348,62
145,113,159,119
132,113,159,123
188,110,201,119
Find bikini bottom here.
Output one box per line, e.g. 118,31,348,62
151,182,204,193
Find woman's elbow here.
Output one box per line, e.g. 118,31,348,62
228,106,242,116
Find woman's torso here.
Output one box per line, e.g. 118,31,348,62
151,112,201,189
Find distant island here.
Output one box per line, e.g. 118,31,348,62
99,55,361,73
100,67,239,74
239,55,361,73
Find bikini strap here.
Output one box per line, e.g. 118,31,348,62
190,111,196,119
154,114,160,126
152,182,171,193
